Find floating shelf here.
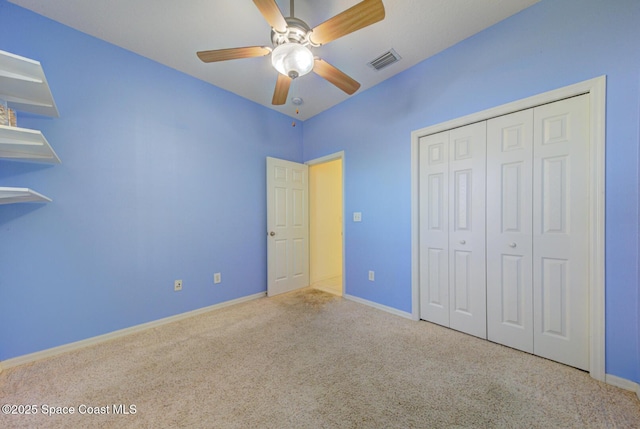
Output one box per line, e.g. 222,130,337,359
0,124,60,163
0,187,52,204
0,50,59,206
0,49,59,117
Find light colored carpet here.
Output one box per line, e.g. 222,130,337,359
1,288,639,428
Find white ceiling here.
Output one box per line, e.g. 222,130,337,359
9,0,539,120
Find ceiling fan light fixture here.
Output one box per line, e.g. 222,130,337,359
271,43,314,79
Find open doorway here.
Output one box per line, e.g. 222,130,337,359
308,153,344,296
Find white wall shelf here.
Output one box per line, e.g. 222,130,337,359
0,187,52,205
0,124,60,163
0,50,60,205
0,50,59,117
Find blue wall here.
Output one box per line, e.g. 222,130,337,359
303,0,640,383
2,0,639,386
0,1,302,360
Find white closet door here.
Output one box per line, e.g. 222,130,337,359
419,131,450,326
532,95,589,370
487,110,534,353
449,122,487,338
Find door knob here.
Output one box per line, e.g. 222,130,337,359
509,242,517,248
269,231,276,236
460,240,466,245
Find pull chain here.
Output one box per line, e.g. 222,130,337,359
289,77,301,126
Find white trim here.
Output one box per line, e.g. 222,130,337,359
306,151,346,297
305,150,345,166
0,292,266,370
410,128,421,321
410,76,606,381
605,374,640,396
587,77,607,382
345,294,414,320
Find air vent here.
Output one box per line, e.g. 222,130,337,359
367,49,402,71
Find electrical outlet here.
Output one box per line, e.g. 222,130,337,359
174,279,183,291
214,273,221,284
368,271,375,281
353,212,362,222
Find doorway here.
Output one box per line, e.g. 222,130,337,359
308,153,344,296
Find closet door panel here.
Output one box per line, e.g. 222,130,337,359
487,110,534,353
533,95,589,370
419,131,450,327
449,122,487,338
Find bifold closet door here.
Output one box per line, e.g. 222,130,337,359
448,123,486,338
486,110,535,353
486,95,589,370
419,131,450,327
532,95,589,371
419,123,487,338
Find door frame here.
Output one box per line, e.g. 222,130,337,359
410,76,606,381
306,151,346,296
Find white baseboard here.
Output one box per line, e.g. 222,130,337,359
605,373,640,400
344,294,413,320
0,292,266,371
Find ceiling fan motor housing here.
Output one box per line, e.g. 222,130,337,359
270,17,314,47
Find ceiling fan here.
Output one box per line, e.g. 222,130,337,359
197,0,385,105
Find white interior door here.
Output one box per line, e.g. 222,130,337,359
532,95,589,370
266,157,309,296
486,109,534,353
419,131,450,326
448,122,487,339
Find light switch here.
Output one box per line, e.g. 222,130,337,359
353,212,362,222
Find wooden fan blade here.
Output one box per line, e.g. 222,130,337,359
197,46,271,63
272,73,292,105
313,59,361,95
309,0,385,45
253,0,288,33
